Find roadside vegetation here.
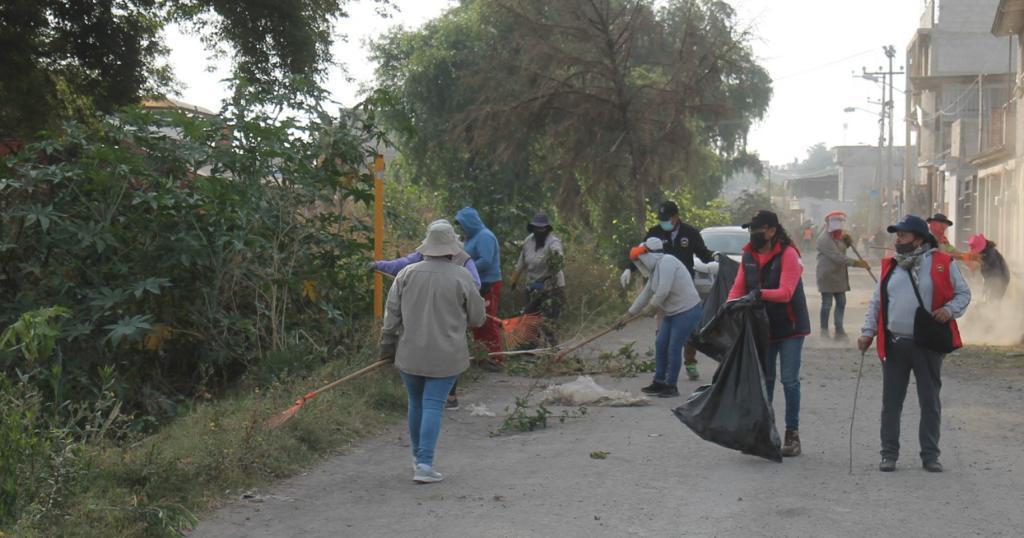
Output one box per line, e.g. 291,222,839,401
2,1,776,536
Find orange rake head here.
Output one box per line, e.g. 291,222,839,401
497,313,544,349
262,391,318,429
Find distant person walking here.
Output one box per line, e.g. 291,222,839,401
380,221,486,483
372,219,480,410
859,215,971,473
509,213,566,346
815,211,870,338
967,233,1010,301
617,237,703,398
727,210,810,457
454,207,504,361
619,201,714,380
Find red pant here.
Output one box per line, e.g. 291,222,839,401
473,281,504,360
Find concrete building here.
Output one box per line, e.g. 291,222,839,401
905,0,1018,246
779,170,857,227
980,0,1024,267
832,145,907,226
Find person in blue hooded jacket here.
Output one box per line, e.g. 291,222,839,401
454,207,504,360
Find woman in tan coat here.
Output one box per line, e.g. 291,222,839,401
380,221,486,483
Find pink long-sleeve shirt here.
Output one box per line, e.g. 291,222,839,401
727,243,804,303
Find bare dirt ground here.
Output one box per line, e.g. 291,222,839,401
193,270,1024,537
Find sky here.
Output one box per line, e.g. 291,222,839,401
165,0,927,166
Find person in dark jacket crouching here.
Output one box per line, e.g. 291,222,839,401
858,215,971,473
727,210,811,457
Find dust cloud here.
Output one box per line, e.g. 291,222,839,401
957,271,1024,347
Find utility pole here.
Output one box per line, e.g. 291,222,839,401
861,46,904,226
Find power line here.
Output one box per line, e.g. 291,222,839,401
775,48,876,81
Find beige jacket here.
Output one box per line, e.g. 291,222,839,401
381,258,486,377
815,233,857,293
515,234,566,288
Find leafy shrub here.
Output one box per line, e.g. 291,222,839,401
1,95,384,416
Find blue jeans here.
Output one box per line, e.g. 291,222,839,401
820,292,847,330
654,304,703,386
765,337,804,430
400,372,459,466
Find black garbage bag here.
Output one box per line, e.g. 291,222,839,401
673,302,782,462
690,256,740,361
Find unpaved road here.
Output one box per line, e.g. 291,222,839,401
194,272,1024,537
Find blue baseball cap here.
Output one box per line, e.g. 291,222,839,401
886,215,929,236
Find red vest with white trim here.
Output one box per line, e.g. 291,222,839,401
875,251,963,360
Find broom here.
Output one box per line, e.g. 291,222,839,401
263,359,391,429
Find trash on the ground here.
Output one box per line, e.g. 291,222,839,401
648,433,661,437
241,491,264,502
540,375,649,407
673,300,783,462
467,403,497,417
590,450,609,459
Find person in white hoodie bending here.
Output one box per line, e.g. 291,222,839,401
616,237,704,398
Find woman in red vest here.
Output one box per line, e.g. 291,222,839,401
858,215,971,473
727,210,811,458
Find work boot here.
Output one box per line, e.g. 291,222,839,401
641,381,667,394
923,460,943,473
781,428,801,457
656,385,680,398
879,458,896,472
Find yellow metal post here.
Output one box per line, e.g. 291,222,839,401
373,154,385,320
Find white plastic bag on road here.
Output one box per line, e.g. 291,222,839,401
467,403,496,417
540,376,650,407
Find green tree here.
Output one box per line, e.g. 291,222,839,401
371,0,771,243
728,189,774,225
0,0,389,139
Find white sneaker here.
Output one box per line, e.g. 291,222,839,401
413,464,444,484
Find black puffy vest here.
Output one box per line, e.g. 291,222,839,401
742,248,811,340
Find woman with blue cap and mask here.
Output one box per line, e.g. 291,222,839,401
859,214,971,473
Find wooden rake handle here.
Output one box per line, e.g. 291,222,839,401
552,313,643,362
307,359,391,400
848,244,878,283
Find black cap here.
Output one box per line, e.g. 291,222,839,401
926,213,953,226
741,209,780,229
887,214,929,236
528,213,552,230
657,201,679,221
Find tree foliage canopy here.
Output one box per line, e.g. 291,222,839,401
372,0,771,239
0,0,388,138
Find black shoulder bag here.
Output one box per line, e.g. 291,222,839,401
905,267,956,354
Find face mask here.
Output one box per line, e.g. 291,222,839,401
659,220,674,231
635,258,652,278
895,242,917,254
750,232,769,250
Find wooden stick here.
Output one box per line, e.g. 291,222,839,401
848,243,878,283
550,313,642,363
264,360,390,429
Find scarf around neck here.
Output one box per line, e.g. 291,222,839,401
894,245,928,274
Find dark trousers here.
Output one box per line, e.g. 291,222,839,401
880,336,944,462
820,292,846,331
